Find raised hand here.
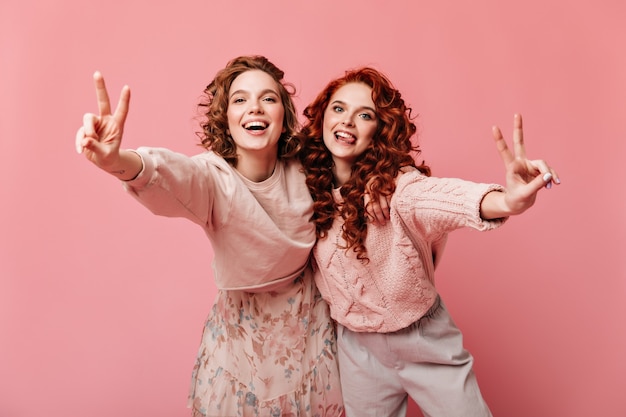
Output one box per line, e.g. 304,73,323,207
75,72,141,180
75,72,131,168
489,113,559,216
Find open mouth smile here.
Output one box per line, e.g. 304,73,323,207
335,130,356,144
244,121,268,131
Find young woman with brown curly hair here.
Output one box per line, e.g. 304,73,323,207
298,67,559,417
75,56,345,417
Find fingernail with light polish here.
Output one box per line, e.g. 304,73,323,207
542,173,553,182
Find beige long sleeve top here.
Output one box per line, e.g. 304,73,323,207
123,147,315,291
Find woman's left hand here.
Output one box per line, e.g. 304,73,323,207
491,113,560,216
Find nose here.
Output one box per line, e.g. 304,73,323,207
341,114,354,126
248,100,263,114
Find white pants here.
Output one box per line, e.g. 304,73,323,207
337,297,492,417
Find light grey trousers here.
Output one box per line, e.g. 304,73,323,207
336,297,493,417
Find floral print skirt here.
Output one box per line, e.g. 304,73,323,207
188,269,343,417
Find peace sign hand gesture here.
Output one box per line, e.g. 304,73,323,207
75,72,141,180
481,114,560,219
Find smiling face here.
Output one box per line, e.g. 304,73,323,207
226,69,285,160
323,82,377,178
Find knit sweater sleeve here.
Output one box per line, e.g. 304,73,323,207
394,171,507,243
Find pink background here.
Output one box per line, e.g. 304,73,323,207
1,1,625,416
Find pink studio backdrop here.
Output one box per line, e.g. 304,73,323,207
1,1,624,416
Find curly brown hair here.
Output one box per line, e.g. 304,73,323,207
298,67,431,261
197,55,301,166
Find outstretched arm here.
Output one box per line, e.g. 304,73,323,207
75,71,142,181
480,114,560,220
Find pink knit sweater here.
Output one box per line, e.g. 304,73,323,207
312,169,506,333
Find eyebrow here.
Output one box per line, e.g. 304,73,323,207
330,99,376,114
229,88,280,99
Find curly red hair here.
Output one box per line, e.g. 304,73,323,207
197,55,301,166
298,67,431,261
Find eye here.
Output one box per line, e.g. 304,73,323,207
263,96,278,103
232,97,245,104
333,105,344,113
359,113,373,120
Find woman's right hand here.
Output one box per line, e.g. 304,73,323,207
75,72,142,180
75,71,131,172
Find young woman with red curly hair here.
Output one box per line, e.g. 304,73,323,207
298,67,560,417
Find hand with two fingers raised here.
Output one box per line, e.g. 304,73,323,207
75,71,141,181
480,114,560,219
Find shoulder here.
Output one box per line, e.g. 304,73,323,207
282,157,304,172
192,150,232,170
395,167,431,194
280,158,307,182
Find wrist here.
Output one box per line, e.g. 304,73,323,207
107,149,143,181
480,190,513,220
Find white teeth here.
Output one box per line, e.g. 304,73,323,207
336,131,354,139
244,121,267,130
